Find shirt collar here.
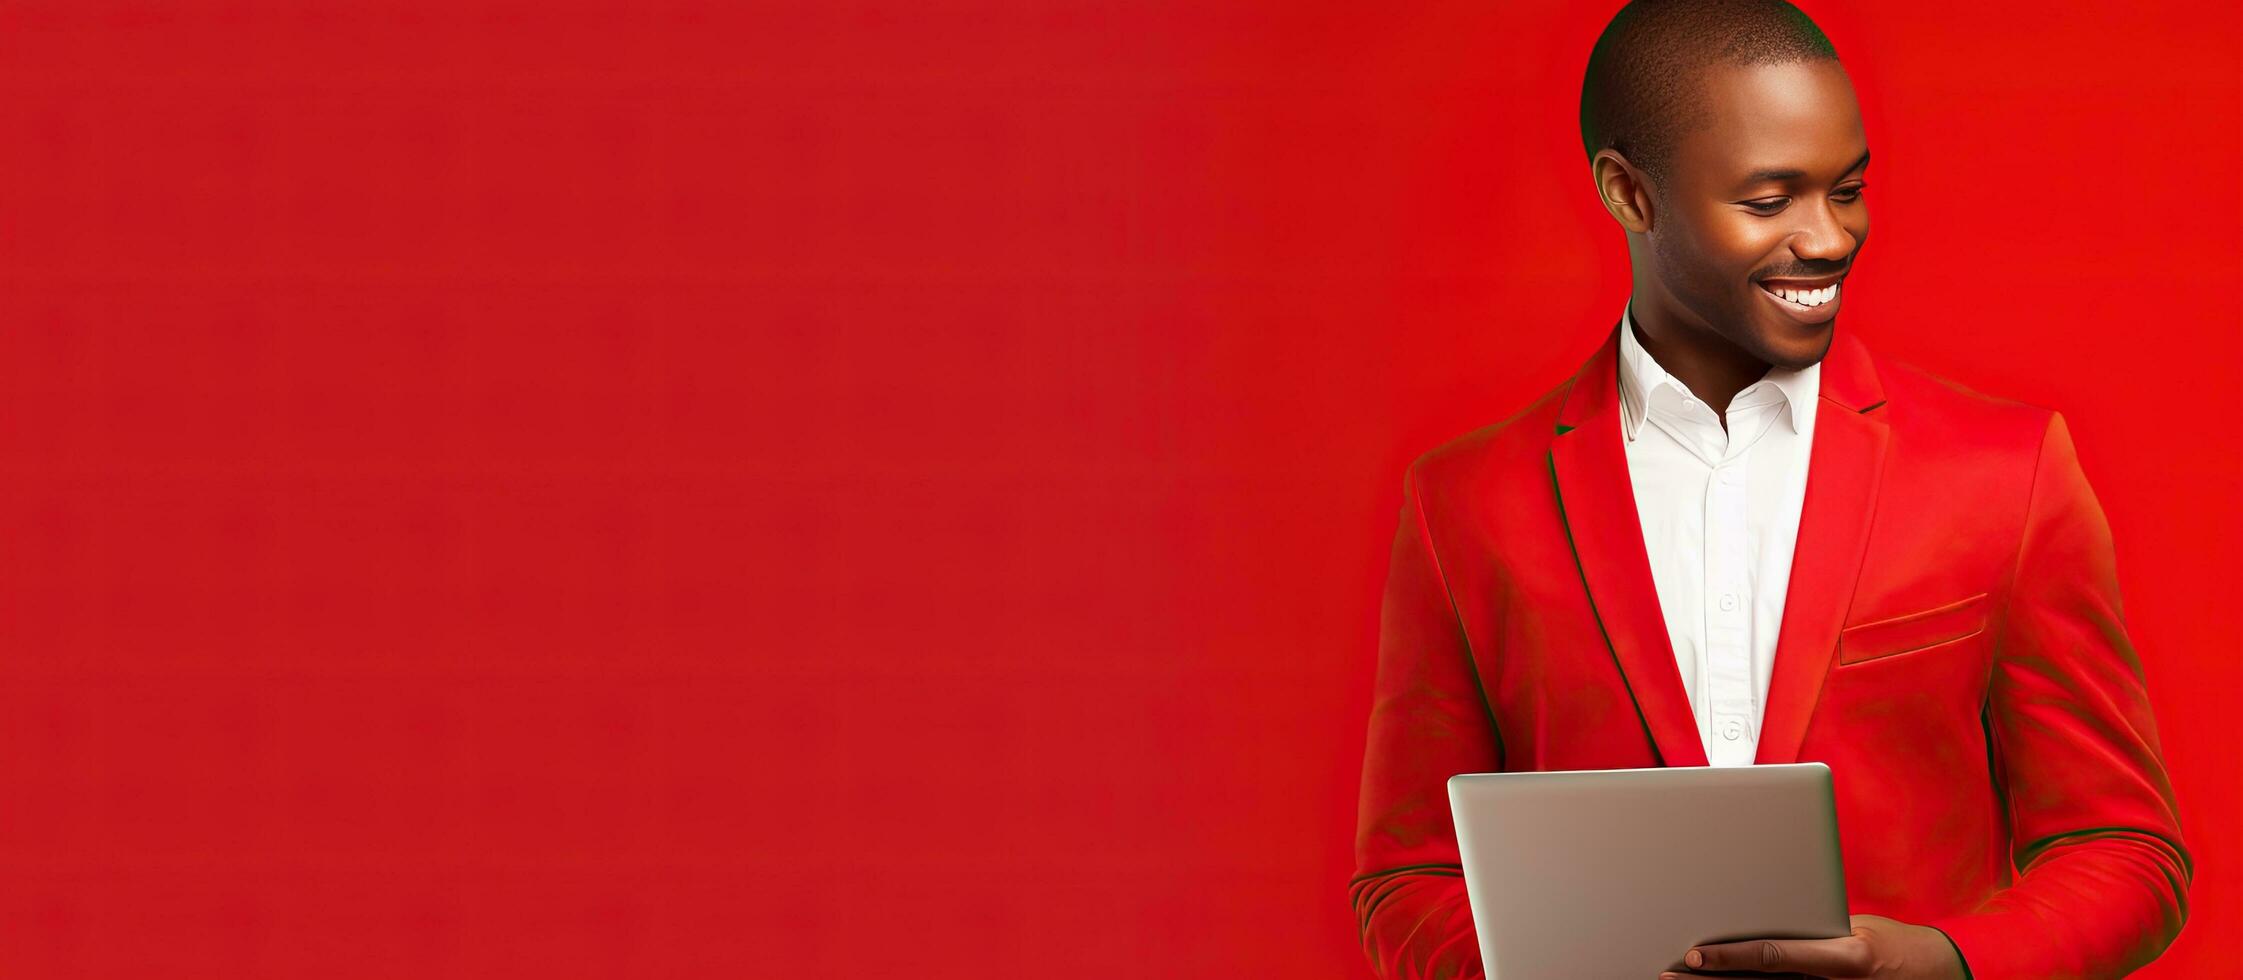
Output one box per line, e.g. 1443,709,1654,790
1617,300,1820,442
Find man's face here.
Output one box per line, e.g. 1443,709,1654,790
1646,59,1869,370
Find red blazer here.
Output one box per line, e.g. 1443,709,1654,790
1351,324,2190,979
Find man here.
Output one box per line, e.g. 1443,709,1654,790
1348,2,2191,978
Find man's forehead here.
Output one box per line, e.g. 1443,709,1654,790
1679,60,1866,182
1699,59,1856,119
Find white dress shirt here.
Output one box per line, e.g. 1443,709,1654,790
1616,302,1820,767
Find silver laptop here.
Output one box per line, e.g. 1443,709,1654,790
1448,763,1851,978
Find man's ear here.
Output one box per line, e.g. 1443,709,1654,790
1592,149,1656,234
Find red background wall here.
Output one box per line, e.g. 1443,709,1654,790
0,2,2234,976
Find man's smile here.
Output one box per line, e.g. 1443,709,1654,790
1755,274,1845,323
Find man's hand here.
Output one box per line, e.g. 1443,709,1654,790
1656,914,1967,979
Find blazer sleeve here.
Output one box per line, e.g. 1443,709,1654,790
1349,461,1503,979
1924,412,2193,979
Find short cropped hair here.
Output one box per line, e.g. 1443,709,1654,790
1580,0,1840,186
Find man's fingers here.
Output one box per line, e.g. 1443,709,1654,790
1659,964,1812,973
1689,938,1796,972
1683,935,1873,977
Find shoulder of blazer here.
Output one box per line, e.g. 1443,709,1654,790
1405,375,1575,496
1868,350,2058,455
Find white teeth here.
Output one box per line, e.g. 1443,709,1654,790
1768,284,1840,307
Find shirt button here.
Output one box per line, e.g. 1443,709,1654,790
1721,721,1743,741
1718,593,1739,611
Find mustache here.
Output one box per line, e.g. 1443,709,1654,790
1756,263,1850,281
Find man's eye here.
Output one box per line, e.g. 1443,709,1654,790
1743,198,1789,214
1833,184,1867,202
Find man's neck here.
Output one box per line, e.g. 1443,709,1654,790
1629,300,1771,424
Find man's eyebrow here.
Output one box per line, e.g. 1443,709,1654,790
1737,150,1872,186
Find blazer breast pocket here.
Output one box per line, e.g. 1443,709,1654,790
1837,591,1991,666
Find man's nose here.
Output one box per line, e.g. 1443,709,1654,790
1790,197,1856,261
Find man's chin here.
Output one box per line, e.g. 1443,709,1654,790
1749,318,1836,371
1686,298,1834,369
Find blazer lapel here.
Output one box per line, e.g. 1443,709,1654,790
1549,323,1709,767
1756,328,1890,764
1548,323,1892,769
